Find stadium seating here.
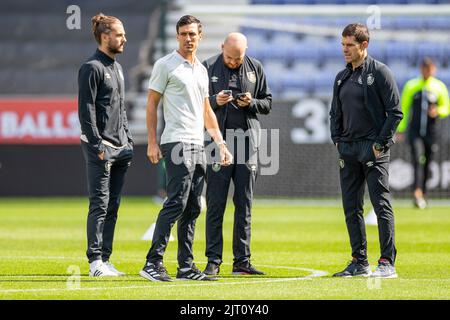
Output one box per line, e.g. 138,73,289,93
251,0,447,4
1,0,449,97
241,1,450,97
0,0,159,94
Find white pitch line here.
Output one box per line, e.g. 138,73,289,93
0,256,327,278
0,277,319,294
0,256,78,260
0,267,327,294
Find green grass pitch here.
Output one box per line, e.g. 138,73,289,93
0,197,449,300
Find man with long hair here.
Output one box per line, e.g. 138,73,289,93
78,13,133,277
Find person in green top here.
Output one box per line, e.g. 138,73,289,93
397,57,450,209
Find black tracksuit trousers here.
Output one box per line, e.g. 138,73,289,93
81,141,133,263
409,133,436,194
338,140,397,265
205,135,257,265
146,142,206,269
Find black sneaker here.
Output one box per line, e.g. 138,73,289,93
177,264,218,281
203,262,220,276
232,261,265,275
139,261,173,282
333,258,371,277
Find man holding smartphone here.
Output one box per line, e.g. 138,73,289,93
202,32,272,276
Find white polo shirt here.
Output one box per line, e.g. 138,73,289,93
148,50,209,145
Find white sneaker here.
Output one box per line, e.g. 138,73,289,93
89,260,118,277
414,197,427,210
365,209,378,226
104,261,125,276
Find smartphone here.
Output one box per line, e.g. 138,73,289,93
235,93,247,100
223,90,232,96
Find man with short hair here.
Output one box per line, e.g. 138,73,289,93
139,15,232,282
330,23,403,278
78,13,133,277
397,57,450,209
202,33,272,276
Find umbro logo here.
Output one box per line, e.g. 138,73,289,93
105,73,111,79
211,76,218,83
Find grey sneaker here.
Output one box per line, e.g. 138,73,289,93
371,259,398,278
139,261,173,282
333,258,371,277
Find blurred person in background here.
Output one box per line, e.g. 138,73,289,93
397,57,450,209
330,23,403,279
78,13,133,277
202,32,272,276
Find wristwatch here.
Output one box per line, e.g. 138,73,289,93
373,142,384,152
217,140,227,146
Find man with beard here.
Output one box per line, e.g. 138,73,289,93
202,33,272,276
78,13,133,277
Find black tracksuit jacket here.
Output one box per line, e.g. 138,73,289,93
78,49,133,154
330,55,403,150
203,54,272,149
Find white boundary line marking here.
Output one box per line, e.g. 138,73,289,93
0,258,328,294
0,273,326,294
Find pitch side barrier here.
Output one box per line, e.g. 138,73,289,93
0,97,449,198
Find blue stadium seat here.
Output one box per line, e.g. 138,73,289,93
282,0,317,4
264,61,289,79
289,42,325,62
250,0,442,3
416,42,446,63
335,16,365,28
388,60,413,77
426,17,450,30
282,73,314,92
385,42,416,64
313,0,346,4
271,32,299,47
394,16,426,30
377,0,408,4
247,0,449,99
292,62,320,74
322,60,345,74
266,72,284,95
250,0,283,4
313,71,335,90
436,69,450,88
368,42,386,62
406,0,438,4
344,0,374,4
